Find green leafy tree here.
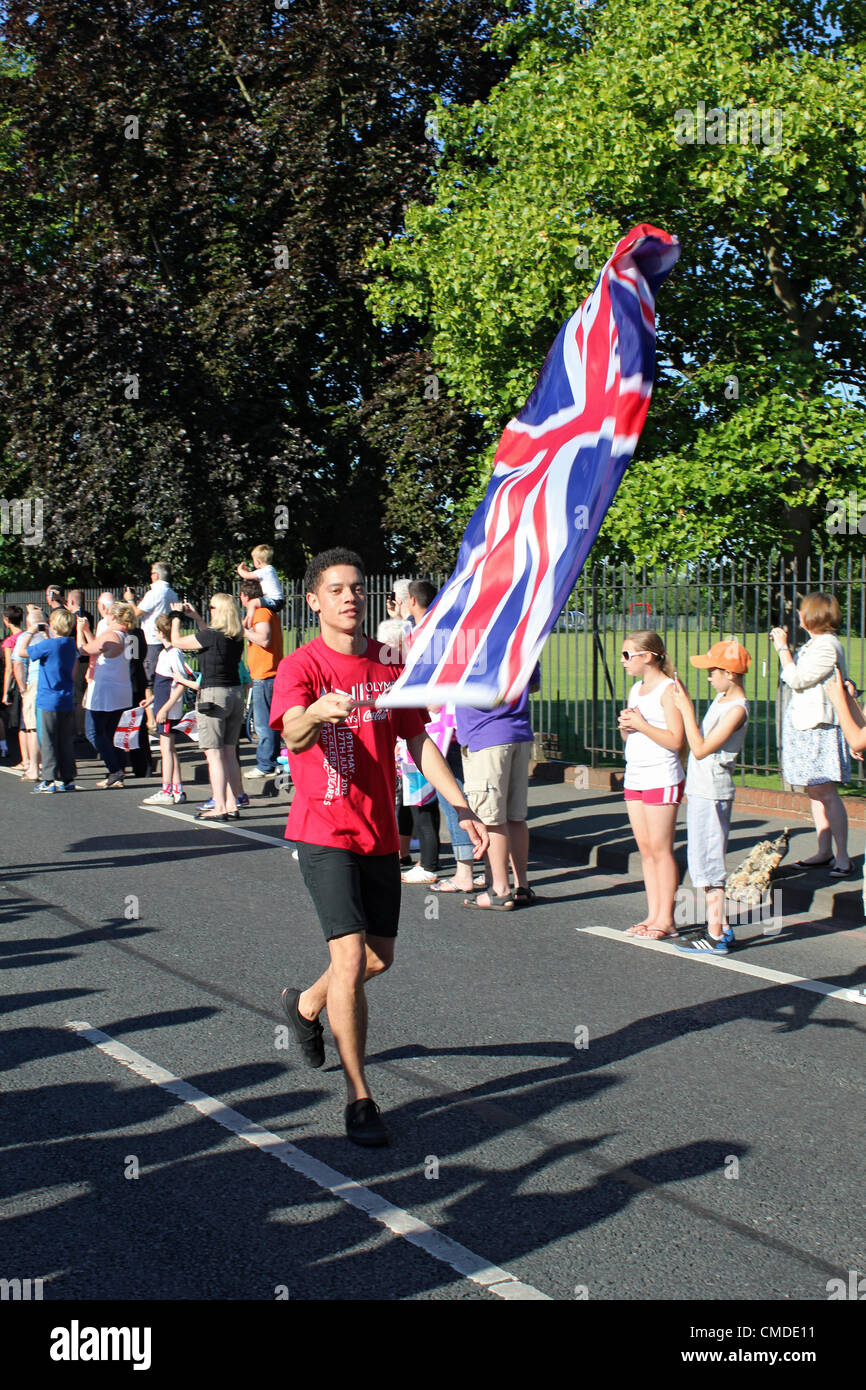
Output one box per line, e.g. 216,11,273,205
0,0,525,587
368,0,866,565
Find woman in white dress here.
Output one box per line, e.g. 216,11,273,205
771,593,852,876
77,602,135,788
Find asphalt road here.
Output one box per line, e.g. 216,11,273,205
2,753,865,1308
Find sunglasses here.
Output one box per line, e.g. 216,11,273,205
620,649,647,659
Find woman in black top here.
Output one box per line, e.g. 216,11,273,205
170,594,244,821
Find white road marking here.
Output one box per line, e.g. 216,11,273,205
65,1022,549,1301
140,803,291,848
577,925,866,1007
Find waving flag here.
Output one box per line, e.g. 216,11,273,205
378,223,680,709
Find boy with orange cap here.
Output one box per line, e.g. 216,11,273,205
671,639,751,953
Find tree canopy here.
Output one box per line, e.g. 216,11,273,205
0,0,524,587
367,0,866,565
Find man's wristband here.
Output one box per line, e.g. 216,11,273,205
777,646,790,656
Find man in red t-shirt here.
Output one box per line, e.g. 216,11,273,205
270,548,489,1147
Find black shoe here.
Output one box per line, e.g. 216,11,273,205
829,863,857,878
280,987,325,1068
345,1098,389,1147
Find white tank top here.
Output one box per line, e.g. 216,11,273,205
623,677,684,790
90,630,133,711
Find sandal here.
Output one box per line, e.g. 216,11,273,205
512,887,539,907
626,921,651,936
430,873,488,894
632,924,678,940
462,891,515,911
97,773,125,789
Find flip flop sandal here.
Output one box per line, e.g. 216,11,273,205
626,923,650,936
429,876,487,892
633,925,678,940
462,891,515,911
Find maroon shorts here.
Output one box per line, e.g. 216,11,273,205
624,781,685,805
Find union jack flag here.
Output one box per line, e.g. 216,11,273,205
378,223,680,709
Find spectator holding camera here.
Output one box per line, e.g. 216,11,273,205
123,562,178,717
772,593,852,876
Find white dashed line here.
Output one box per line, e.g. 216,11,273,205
140,803,291,848
65,1022,550,1302
576,925,866,1006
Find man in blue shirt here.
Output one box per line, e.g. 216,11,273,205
456,664,540,910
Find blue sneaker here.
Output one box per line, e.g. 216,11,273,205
236,792,250,808
196,798,215,811
32,780,56,794
675,930,729,955
57,781,77,792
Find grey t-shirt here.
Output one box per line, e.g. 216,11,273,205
685,696,749,800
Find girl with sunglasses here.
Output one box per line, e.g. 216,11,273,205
618,631,685,939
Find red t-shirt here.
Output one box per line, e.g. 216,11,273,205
269,635,427,854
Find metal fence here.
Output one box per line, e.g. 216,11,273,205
532,556,866,786
5,557,865,785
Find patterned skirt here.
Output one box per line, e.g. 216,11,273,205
781,704,850,788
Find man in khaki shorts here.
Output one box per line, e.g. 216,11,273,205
456,665,539,911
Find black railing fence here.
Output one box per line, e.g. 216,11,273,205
4,556,865,785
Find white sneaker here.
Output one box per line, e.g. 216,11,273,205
245,767,270,779
142,789,175,805
401,864,439,885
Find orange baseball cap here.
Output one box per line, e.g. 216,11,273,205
690,640,751,674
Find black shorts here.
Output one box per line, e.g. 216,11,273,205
3,687,21,730
296,845,401,942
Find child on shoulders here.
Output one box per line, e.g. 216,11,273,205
236,545,284,629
